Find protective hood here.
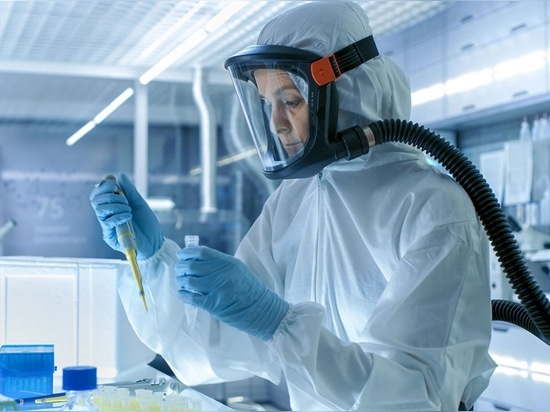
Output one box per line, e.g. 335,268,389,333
257,0,412,130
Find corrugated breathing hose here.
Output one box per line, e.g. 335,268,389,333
341,119,550,345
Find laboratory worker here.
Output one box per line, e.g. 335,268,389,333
90,1,496,410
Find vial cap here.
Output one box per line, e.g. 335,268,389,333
62,366,97,391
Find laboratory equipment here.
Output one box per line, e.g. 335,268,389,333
0,344,55,399
60,366,99,411
100,175,147,311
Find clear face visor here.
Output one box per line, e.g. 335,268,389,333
228,64,311,172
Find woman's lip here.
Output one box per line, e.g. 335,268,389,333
284,142,302,149
284,142,303,156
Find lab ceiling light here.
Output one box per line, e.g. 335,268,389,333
139,1,249,85
66,87,134,146
137,1,207,62
139,30,208,85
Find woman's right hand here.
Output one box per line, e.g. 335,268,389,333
89,173,164,260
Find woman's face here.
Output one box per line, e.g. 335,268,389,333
254,69,309,157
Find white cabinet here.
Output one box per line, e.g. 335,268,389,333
446,2,545,58
493,25,548,100
376,31,408,73
445,2,509,58
444,25,548,119
444,2,505,34
491,1,546,39
408,34,445,73
444,42,499,117
394,1,550,124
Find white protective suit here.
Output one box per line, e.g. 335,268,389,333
118,2,496,410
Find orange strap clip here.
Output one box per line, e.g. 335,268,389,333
310,35,379,87
311,54,341,86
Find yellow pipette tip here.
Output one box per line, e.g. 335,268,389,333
126,249,148,311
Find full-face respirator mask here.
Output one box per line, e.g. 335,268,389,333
224,36,379,180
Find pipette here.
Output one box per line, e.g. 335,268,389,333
100,174,148,311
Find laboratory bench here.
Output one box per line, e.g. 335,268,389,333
477,322,550,411
1,256,549,411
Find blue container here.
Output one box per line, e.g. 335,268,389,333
0,344,55,399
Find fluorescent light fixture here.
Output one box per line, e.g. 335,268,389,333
139,2,250,85
139,29,207,85
138,1,207,61
66,121,96,146
93,88,134,123
205,2,249,33
66,87,134,146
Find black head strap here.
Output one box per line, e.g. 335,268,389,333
311,35,379,86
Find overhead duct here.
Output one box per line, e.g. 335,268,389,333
193,67,217,214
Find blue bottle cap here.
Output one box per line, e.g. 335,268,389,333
62,366,97,391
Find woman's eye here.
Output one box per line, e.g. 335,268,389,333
285,98,304,109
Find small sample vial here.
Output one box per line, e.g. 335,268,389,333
184,235,200,248
60,366,100,411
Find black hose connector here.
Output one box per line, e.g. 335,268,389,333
367,119,550,345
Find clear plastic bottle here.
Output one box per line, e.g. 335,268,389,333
60,366,100,411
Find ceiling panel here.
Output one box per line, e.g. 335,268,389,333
0,1,451,126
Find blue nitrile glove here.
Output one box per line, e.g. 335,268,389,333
89,173,164,260
174,246,289,341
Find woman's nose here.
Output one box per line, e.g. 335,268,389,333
270,103,291,135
